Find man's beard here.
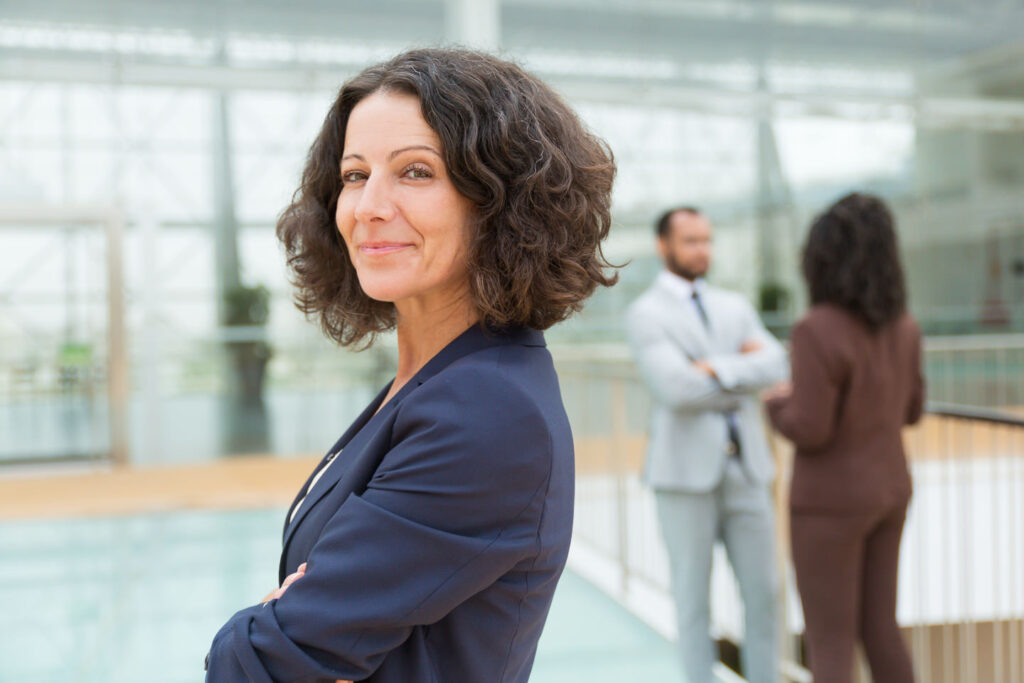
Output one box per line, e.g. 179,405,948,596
666,254,707,282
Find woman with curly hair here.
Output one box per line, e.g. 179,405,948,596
204,48,616,683
764,193,923,683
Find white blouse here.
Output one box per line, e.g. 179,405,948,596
289,450,341,523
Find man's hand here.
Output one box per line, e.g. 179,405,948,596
692,360,716,378
740,338,763,354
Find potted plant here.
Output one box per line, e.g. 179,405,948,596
223,284,273,402
758,281,792,337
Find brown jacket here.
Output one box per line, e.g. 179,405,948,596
767,304,925,513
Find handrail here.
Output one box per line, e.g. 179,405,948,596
926,401,1024,427
923,334,1024,352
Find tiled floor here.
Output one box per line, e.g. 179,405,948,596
532,569,682,683
0,507,679,682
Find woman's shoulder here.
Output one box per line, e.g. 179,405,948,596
801,305,920,334
794,307,922,370
789,306,865,373
399,343,561,443
799,303,858,328
445,335,555,392
892,312,922,338
791,304,851,346
382,348,563,499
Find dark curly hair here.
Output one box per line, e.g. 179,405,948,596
801,192,907,331
276,47,618,347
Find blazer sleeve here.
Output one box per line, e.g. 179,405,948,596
627,302,741,413
766,317,845,450
205,370,553,682
705,300,789,393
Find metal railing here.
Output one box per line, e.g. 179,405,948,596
900,403,1024,683
555,352,1024,683
924,334,1024,410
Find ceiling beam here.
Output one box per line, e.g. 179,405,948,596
2,52,1023,131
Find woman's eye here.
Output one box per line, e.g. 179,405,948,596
404,165,433,179
341,170,366,184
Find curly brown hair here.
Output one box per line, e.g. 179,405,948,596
276,48,618,347
802,192,907,331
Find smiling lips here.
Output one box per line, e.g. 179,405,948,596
359,241,412,255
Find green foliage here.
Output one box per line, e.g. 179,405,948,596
224,285,270,326
758,281,790,313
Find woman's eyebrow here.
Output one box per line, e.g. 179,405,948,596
388,145,441,161
341,145,441,164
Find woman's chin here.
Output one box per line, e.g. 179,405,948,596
357,278,409,304
361,289,401,304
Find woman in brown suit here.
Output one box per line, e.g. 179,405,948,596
765,193,924,683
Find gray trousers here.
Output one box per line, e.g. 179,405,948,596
655,458,780,683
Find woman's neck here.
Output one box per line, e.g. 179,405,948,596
392,297,478,388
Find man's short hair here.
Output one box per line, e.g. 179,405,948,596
655,206,702,238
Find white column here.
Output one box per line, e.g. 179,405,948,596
139,213,162,464
105,208,129,466
445,0,501,51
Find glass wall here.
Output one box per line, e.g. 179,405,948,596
2,1,1023,465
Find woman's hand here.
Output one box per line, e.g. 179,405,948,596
258,565,353,682
261,562,307,603
761,381,792,403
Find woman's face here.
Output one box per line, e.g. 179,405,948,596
336,90,475,316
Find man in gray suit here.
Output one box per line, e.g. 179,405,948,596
627,207,787,683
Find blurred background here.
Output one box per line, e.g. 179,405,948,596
0,1,1022,681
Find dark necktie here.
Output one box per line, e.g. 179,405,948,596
691,289,710,329
692,288,742,458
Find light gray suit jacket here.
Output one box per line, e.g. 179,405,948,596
627,274,789,492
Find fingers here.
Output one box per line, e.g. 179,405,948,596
263,563,308,603
281,563,307,589
741,338,764,353
761,381,792,402
692,360,716,378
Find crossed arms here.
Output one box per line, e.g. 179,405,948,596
627,299,788,412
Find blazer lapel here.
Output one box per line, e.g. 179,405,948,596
655,279,713,359
281,380,393,541
281,401,398,552
280,324,544,555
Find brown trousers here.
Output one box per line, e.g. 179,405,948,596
790,502,914,683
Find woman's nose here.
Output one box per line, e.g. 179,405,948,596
353,175,397,224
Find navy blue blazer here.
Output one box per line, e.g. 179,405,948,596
205,325,574,682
